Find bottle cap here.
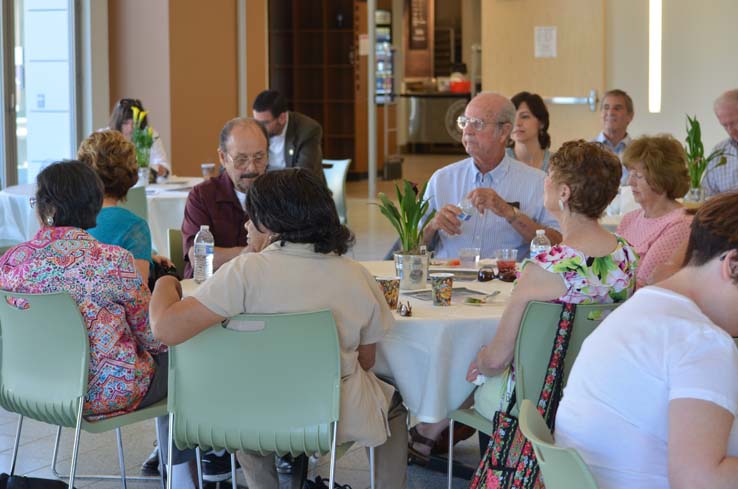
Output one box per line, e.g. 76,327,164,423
200,225,209,231
536,229,545,235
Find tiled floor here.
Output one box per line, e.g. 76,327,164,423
0,153,485,489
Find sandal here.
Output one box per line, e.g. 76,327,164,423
407,426,435,466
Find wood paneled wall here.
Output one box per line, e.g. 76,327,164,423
108,0,268,176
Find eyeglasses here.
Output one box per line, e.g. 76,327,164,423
29,197,36,209
456,116,509,132
226,151,268,169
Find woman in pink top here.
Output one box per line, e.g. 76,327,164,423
617,135,692,287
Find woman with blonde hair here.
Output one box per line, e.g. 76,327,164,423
617,134,692,287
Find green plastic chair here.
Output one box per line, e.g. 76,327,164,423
167,228,185,276
0,291,167,489
446,301,619,488
518,399,598,489
322,159,351,225
120,185,149,221
166,310,347,489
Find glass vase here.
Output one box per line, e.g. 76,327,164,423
137,167,150,186
393,253,429,290
684,186,705,205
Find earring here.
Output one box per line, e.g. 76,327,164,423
558,199,565,212
45,215,54,226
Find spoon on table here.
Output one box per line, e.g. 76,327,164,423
463,290,501,305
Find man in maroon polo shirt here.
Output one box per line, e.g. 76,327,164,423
181,117,269,279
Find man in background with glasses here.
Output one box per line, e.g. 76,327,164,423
252,89,325,184
181,118,269,280
422,92,561,260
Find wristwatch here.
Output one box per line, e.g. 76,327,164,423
506,205,520,224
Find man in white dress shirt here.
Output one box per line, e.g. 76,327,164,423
422,92,561,260
252,90,325,183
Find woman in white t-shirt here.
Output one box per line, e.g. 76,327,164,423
556,191,738,489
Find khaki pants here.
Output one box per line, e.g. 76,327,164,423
236,392,408,489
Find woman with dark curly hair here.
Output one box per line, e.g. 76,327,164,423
150,168,408,489
506,91,552,172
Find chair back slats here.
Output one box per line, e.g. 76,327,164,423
515,301,619,405
169,309,341,455
0,291,89,427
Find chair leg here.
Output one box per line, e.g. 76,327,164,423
9,415,24,476
68,401,85,489
328,421,338,489
447,419,455,489
115,427,128,489
230,453,237,489
368,446,375,489
166,413,174,489
154,419,166,489
51,424,161,483
195,446,203,489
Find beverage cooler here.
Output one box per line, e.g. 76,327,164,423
375,10,394,104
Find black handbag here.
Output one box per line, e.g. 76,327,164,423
0,473,75,489
469,303,577,489
147,259,180,290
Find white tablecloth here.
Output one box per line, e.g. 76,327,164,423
361,261,512,422
182,261,512,422
0,177,202,254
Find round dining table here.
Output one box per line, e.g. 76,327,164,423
182,259,513,423
0,177,202,254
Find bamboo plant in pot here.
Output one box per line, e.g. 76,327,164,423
377,180,436,290
684,114,726,203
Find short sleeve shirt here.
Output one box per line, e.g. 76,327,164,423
555,287,738,489
192,241,396,446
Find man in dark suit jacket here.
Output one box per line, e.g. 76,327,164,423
252,89,325,183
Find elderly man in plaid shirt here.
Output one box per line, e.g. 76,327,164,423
704,89,738,197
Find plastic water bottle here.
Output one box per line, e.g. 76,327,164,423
530,229,551,259
193,225,214,283
457,198,475,221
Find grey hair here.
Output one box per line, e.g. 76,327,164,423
218,117,269,153
715,89,738,110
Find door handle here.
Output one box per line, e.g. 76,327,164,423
543,89,598,112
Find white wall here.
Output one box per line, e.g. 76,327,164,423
606,0,738,149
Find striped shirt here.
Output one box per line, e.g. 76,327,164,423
423,155,559,260
703,138,738,197
594,132,632,185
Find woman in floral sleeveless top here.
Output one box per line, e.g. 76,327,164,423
409,141,638,464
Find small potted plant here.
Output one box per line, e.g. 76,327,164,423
131,105,156,184
376,180,436,290
684,114,726,203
